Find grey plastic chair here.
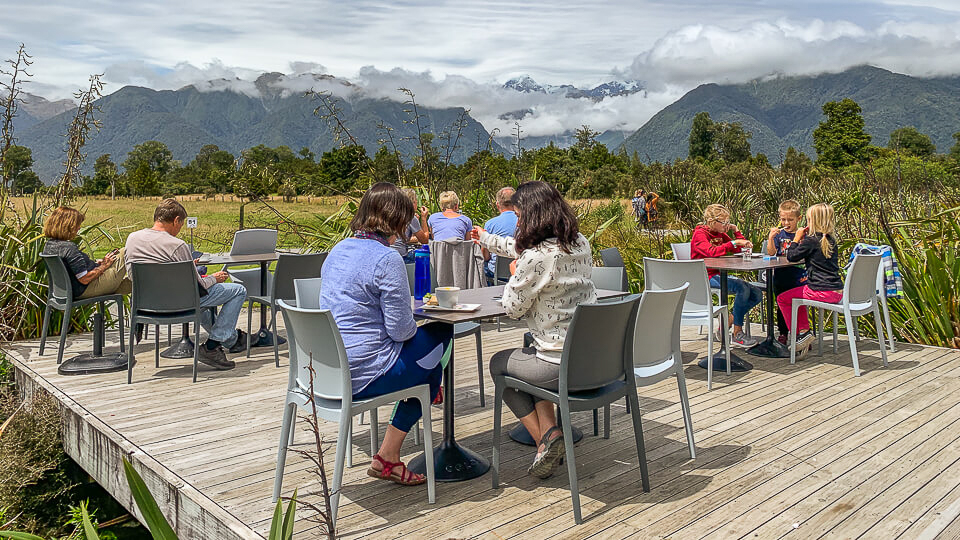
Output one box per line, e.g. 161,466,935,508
789,254,888,376
644,258,730,390
491,295,648,524
273,300,435,527
600,247,625,267
224,228,278,297
39,254,126,365
246,252,327,366
128,261,204,383
629,284,696,459
591,266,629,296
293,277,322,309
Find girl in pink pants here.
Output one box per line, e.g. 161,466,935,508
777,287,842,333
778,203,845,343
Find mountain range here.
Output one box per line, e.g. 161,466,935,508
15,65,960,182
17,73,503,182
621,65,960,163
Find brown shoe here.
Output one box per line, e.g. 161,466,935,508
197,343,236,370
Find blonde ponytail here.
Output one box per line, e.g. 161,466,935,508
806,203,836,258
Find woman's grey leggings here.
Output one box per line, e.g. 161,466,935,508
489,347,560,418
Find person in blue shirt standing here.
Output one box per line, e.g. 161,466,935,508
482,186,518,280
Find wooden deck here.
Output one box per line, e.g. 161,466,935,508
8,314,960,539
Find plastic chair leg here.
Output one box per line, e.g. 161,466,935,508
706,318,714,390
127,319,136,384
475,332,485,407
881,296,896,352
192,319,201,383
559,403,582,524
246,302,253,358
676,365,696,459
57,308,70,365
370,408,380,458
419,386,436,504
592,409,599,436
155,324,160,368
272,402,296,502
873,306,889,368
39,305,51,355
118,301,125,354
844,311,861,376
627,391,650,493
603,404,611,439
790,301,800,364
492,381,505,488
272,305,280,368
330,418,351,528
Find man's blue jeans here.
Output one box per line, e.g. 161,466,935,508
199,282,247,347
709,275,762,327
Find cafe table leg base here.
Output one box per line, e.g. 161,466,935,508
253,328,286,348
59,353,129,375
747,336,792,358
160,335,195,359
508,423,584,446
407,438,490,482
697,352,753,372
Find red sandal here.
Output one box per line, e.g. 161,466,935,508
367,454,426,486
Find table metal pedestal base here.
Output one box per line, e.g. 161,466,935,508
59,312,130,376
408,438,490,482
508,423,584,445
161,324,195,359
747,336,791,358
697,352,753,372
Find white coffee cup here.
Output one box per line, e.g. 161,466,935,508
435,286,460,308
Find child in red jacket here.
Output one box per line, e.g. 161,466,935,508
690,204,762,347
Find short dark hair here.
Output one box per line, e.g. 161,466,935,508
350,182,414,238
154,198,187,223
512,181,580,253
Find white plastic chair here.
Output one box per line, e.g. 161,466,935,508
294,277,322,309
272,300,436,527
644,258,730,390
671,243,691,260
630,284,696,459
789,254,889,376
225,229,278,296
671,241,755,337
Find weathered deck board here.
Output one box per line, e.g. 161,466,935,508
9,311,960,539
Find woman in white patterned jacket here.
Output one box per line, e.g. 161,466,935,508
471,180,597,479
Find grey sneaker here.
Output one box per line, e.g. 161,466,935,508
730,331,758,348
197,343,236,370
226,329,248,354
794,331,814,359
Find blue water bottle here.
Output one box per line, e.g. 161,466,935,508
414,244,431,300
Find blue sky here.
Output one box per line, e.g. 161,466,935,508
4,0,960,135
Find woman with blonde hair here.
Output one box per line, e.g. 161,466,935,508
42,206,131,299
427,190,473,241
776,203,844,354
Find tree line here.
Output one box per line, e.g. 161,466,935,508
5,97,960,202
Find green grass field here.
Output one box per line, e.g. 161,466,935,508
9,194,345,257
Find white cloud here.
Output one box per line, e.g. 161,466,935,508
624,18,960,88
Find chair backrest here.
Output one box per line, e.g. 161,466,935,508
430,239,484,290
130,261,201,313
560,294,640,392
40,254,74,303
229,229,278,256
277,300,351,401
494,255,514,283
591,266,628,293
600,247,625,267
671,243,691,260
272,252,327,301
845,253,882,305
633,285,688,371
643,258,712,314
294,278,323,309
405,262,416,292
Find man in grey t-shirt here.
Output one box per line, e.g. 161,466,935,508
125,199,247,369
